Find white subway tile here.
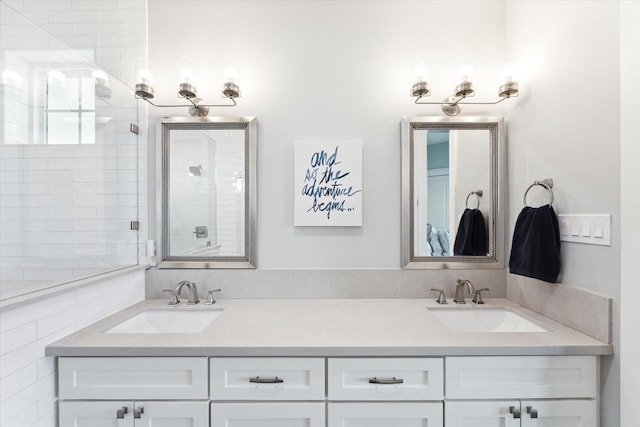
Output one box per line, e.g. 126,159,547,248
73,22,121,35
0,293,74,334
98,9,145,23
48,10,97,23
121,21,144,34
72,0,119,11
0,363,38,401
0,370,54,424
0,403,38,427
23,0,72,11
0,339,44,379
24,269,73,282
0,322,37,356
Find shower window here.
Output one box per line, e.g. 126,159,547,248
32,68,96,145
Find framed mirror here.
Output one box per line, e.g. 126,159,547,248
401,116,505,269
157,117,257,268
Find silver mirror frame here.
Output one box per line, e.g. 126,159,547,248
156,116,257,269
401,116,505,269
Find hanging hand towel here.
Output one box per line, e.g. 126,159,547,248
453,208,487,256
509,205,561,283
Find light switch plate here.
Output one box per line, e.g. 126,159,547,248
557,214,611,246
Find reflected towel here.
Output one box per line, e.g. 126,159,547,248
453,208,487,256
509,205,561,283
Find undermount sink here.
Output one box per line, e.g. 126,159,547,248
105,309,223,334
428,307,549,333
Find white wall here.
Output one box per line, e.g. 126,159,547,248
620,1,640,425
0,269,145,427
147,0,509,269
504,2,621,426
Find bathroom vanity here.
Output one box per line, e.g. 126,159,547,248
46,299,611,427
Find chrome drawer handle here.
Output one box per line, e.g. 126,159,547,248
526,406,538,419
249,376,284,384
369,377,404,384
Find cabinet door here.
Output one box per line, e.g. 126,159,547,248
520,400,597,427
59,401,131,427
329,402,443,427
445,401,521,427
134,401,209,427
211,402,325,427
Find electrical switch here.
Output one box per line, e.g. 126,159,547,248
593,221,604,238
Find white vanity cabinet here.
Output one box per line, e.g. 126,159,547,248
210,357,326,426
57,357,209,427
327,358,445,427
444,356,598,427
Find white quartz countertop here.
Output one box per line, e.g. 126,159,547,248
45,298,612,357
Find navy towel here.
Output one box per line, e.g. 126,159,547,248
509,205,561,283
453,208,487,256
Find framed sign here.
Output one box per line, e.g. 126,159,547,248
294,140,363,226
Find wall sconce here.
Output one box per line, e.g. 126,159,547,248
410,63,519,116
134,66,241,117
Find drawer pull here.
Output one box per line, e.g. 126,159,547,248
116,406,128,419
249,376,284,384
509,406,521,419
368,377,404,385
134,406,144,419
526,406,538,419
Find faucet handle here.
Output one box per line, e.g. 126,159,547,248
472,288,490,304
162,289,180,305
430,288,448,304
205,289,222,305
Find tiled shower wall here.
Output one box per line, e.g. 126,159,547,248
0,2,148,426
0,0,148,299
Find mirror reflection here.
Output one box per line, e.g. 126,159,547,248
402,117,505,269
159,117,256,268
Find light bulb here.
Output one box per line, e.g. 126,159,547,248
412,64,428,84
179,67,196,85
457,64,473,84
137,69,153,84
224,66,239,85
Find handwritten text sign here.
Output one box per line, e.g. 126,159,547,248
294,140,363,226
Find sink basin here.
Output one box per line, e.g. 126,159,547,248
428,307,548,333
105,309,223,334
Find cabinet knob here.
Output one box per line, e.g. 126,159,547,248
526,406,538,419
134,406,144,419
509,406,521,419
116,406,128,419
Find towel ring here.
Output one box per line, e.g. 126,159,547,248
523,179,554,207
465,190,483,210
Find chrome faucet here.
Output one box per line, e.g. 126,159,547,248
175,281,199,304
454,279,475,304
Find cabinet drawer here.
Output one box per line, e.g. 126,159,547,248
210,357,325,400
58,357,208,400
328,358,444,401
445,356,597,399
329,402,444,427
211,402,325,427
